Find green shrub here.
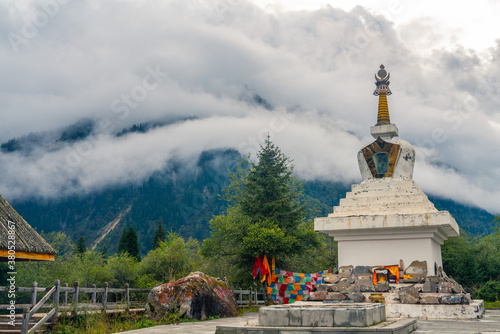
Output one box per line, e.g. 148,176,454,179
475,280,500,302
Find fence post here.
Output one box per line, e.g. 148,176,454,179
31,281,38,308
249,287,252,306
91,284,97,304
62,283,68,305
53,280,60,324
125,283,130,308
21,308,30,334
73,281,79,316
103,282,108,311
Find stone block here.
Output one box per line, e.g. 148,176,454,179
332,279,350,292
419,293,440,304
247,329,279,334
356,273,375,292
422,276,439,293
374,281,389,292
325,292,346,301
347,291,366,303
338,265,354,278
403,260,427,283
215,328,248,334
288,308,302,326
437,282,453,294
334,307,369,327
324,274,341,284
440,294,463,305
451,281,464,294
314,284,332,292
259,307,288,326
399,286,419,304
301,308,334,327
308,291,329,301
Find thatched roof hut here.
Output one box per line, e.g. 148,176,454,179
0,195,55,261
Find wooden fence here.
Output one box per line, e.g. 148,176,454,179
232,289,267,306
0,281,266,334
0,280,150,334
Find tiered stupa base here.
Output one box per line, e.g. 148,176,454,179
315,178,459,275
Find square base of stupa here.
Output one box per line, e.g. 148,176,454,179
315,212,459,274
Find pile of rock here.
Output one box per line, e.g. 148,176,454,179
304,261,470,305
399,276,470,305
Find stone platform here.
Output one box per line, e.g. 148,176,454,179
215,319,417,334
259,303,385,327
216,302,417,334
385,299,484,320
356,290,484,320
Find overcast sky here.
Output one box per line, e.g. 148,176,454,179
0,0,499,214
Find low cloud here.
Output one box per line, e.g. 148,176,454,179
0,0,498,214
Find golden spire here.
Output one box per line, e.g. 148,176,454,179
373,64,392,125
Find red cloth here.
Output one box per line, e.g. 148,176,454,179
261,255,271,285
252,255,269,279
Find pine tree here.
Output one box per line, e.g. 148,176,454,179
152,218,166,249
76,236,86,255
117,225,128,255
100,245,107,258
202,136,319,286
117,224,140,260
127,226,140,260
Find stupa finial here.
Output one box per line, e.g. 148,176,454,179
373,64,391,125
369,64,398,139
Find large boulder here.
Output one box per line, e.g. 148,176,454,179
146,272,239,321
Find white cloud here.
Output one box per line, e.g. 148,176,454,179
0,0,498,214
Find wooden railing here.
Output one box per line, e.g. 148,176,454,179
0,282,264,333
232,289,266,306
0,280,150,334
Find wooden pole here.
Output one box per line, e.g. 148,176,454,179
91,284,97,304
21,308,29,334
125,283,130,309
73,281,79,316
53,280,60,324
103,282,108,311
63,283,68,305
30,281,37,308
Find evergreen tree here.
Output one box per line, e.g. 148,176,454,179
76,236,86,255
117,225,129,255
127,226,140,260
100,245,108,258
152,218,166,249
201,136,319,286
117,225,140,260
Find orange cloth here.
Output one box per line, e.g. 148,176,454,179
373,265,400,285
384,265,400,283
261,255,272,285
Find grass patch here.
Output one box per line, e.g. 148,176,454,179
48,310,201,334
48,305,251,333
484,301,500,309
240,305,261,314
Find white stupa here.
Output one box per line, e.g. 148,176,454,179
314,65,459,275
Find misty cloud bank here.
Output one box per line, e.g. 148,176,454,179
0,0,499,214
